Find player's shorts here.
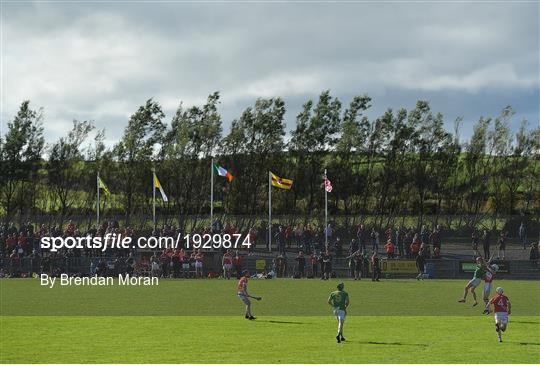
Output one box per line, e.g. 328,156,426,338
334,309,346,321
238,293,251,305
483,282,492,296
195,261,203,269
494,312,508,325
223,264,232,271
182,263,190,269
468,278,481,288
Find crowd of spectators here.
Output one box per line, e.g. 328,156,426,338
272,222,443,259
0,219,137,277
267,221,539,280
0,218,256,278
1,218,538,278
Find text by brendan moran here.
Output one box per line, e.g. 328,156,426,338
40,274,159,288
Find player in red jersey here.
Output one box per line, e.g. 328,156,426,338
237,270,259,320
483,264,498,306
483,287,511,342
222,250,233,279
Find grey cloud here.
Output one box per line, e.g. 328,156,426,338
2,1,538,144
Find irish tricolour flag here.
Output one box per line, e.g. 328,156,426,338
214,164,234,182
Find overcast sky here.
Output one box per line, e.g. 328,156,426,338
1,1,539,146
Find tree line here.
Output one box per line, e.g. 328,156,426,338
1,92,539,231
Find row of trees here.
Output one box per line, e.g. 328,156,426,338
1,92,539,230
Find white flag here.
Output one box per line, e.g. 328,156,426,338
324,176,333,193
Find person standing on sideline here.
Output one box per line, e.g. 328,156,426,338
430,225,441,253
371,251,381,281
346,249,363,280
248,226,258,254
354,250,364,280
410,234,421,258
284,225,293,249
233,250,243,279
420,225,429,246
416,249,426,280
396,227,404,258
194,249,204,278
310,251,320,278
371,228,380,253
222,250,233,279
482,230,491,259
518,222,526,249
347,250,356,278
321,248,333,280
295,251,306,278
530,241,539,268
356,224,366,250
325,223,333,245
384,239,395,259
328,282,349,343
348,238,359,257
497,231,507,260
276,253,287,278
357,224,366,252
274,226,286,254
404,229,413,258
334,236,343,257
472,230,480,256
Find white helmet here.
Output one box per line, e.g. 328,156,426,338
496,287,504,294
491,264,499,272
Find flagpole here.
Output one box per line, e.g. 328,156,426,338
210,157,214,228
96,171,100,227
268,171,272,252
325,169,328,249
152,167,156,230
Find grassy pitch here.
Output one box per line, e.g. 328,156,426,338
1,278,539,363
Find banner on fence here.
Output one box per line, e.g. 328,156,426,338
460,261,510,273
256,260,266,270
380,260,417,273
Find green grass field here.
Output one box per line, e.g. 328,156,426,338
1,278,539,363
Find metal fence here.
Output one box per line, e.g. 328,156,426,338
2,255,539,280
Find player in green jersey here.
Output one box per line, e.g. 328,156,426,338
459,256,493,306
328,282,350,343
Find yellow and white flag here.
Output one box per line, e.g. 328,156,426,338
153,173,168,202
97,176,110,196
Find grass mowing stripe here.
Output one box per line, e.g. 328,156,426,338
2,279,539,316
1,316,539,363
